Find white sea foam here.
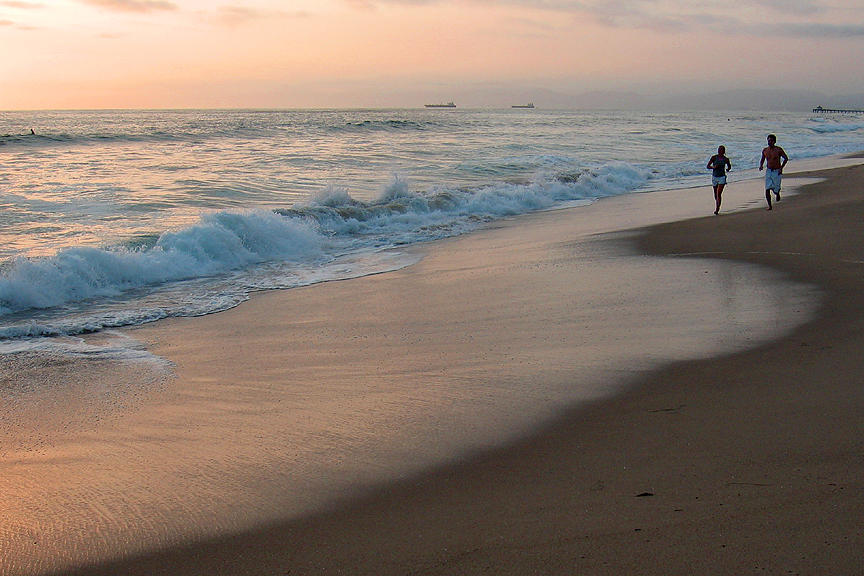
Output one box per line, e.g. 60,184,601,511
0,210,321,315
806,117,864,133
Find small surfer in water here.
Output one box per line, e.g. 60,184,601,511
707,145,731,215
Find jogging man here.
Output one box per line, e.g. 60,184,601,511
759,134,788,210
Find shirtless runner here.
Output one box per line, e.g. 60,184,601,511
759,134,788,210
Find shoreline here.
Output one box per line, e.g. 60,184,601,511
9,157,863,575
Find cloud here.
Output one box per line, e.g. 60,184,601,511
769,22,864,37
344,0,856,25
77,0,177,13
338,0,864,40
343,0,453,9
345,0,436,6
213,5,310,26
343,0,374,8
0,1,44,8
0,17,40,30
752,0,824,15
659,12,864,38
517,0,864,38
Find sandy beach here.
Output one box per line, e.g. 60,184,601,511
3,157,863,575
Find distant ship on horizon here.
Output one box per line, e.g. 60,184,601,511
512,103,535,109
425,102,456,108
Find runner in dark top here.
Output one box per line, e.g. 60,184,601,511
707,145,732,215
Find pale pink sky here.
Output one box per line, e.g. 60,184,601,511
1,0,862,109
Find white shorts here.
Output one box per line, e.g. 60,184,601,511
765,169,782,192
712,175,727,186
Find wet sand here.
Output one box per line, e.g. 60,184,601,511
3,158,862,575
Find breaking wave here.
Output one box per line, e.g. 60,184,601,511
0,162,651,337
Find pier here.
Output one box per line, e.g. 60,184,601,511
812,106,864,114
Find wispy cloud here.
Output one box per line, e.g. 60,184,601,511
343,0,862,38
560,0,861,39
345,0,436,6
649,11,864,38
767,22,864,37
0,16,41,30
213,5,310,26
343,0,442,10
0,1,44,8
77,0,177,13
751,0,825,16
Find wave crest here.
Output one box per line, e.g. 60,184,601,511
0,211,322,316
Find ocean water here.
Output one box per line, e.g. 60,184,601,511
1,108,861,346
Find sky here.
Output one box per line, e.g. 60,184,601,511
1,0,862,109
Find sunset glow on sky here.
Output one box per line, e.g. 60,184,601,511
1,0,862,109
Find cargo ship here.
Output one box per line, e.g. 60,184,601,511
425,102,456,108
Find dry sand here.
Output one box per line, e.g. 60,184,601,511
2,158,862,575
